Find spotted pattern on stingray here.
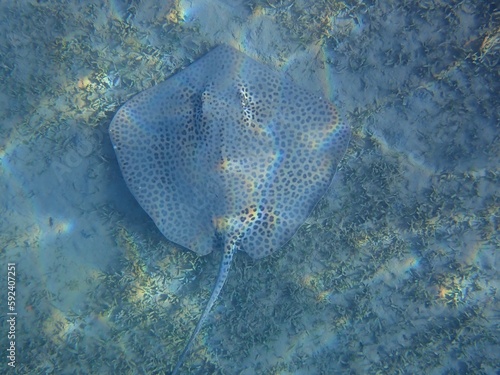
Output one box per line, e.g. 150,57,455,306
110,45,350,259
110,45,350,373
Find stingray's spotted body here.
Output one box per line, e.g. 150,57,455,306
109,45,350,374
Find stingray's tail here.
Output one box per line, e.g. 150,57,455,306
172,242,236,375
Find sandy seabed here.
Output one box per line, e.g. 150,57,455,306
0,0,498,374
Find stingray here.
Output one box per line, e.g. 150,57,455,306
109,45,350,373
